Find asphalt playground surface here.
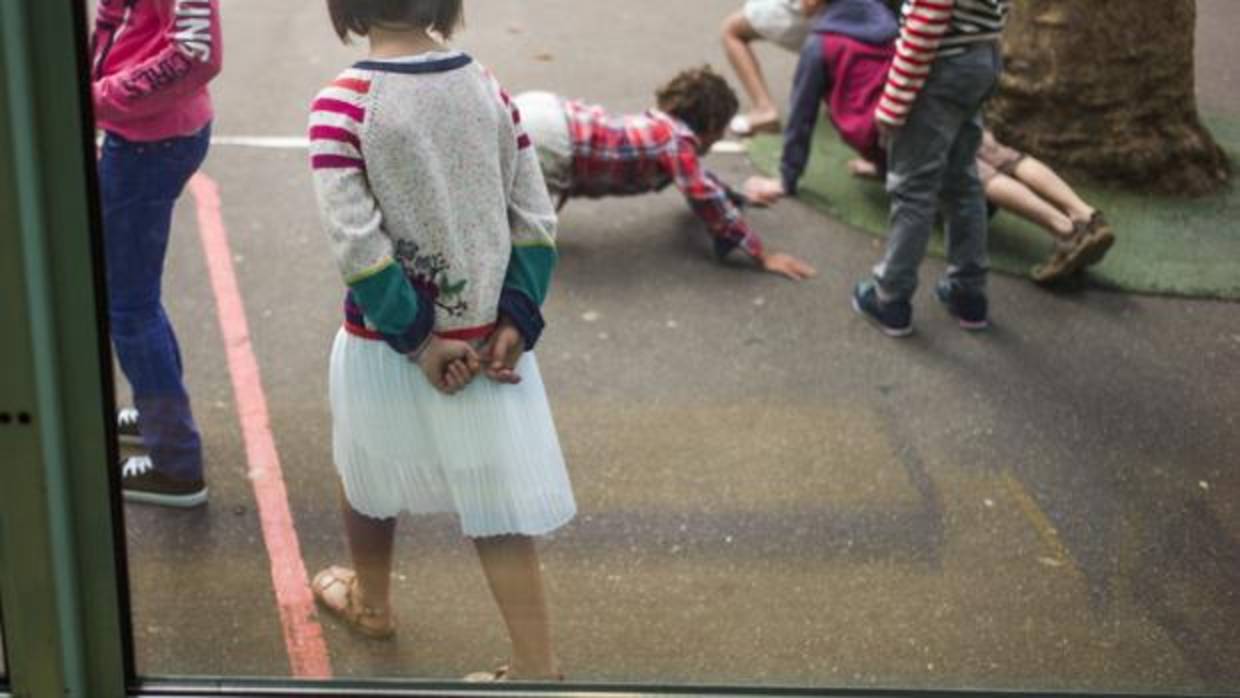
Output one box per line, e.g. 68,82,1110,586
81,0,1240,693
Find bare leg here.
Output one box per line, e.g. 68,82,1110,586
340,483,397,613
473,534,559,679
721,11,778,127
1010,156,1095,222
848,157,881,180
985,172,1077,239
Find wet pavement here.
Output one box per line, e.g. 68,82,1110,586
111,0,1240,693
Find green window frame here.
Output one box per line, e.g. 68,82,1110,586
0,0,127,696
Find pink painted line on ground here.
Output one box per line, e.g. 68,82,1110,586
190,173,333,679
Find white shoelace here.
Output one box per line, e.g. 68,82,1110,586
118,407,140,428
121,455,154,478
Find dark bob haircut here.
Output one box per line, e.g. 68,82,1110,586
328,0,464,42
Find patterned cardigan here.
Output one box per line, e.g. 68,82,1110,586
309,52,557,354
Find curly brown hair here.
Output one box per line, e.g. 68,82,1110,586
654,66,739,138
327,0,464,43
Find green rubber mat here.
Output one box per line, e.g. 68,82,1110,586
747,115,1240,299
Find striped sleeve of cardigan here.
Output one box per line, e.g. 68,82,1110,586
486,67,559,349
876,0,954,127
309,71,433,355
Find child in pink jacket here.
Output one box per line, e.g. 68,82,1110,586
93,0,222,507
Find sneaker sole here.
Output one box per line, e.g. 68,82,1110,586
123,487,209,508
851,296,913,338
935,288,989,331
957,317,990,331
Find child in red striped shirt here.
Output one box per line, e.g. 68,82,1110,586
853,0,1011,337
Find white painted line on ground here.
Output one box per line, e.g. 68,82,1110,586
205,135,751,155
211,135,311,149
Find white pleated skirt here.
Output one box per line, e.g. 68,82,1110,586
328,329,576,537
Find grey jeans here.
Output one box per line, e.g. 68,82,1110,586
874,42,1001,302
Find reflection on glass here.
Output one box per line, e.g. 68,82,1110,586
83,0,1240,693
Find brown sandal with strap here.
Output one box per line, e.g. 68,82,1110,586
311,566,396,639
463,664,566,682
1080,211,1116,267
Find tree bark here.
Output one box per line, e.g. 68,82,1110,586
986,0,1231,196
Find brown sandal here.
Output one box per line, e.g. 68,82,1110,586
463,665,511,683
1031,220,1091,284
463,664,566,682
311,566,396,639
1031,212,1117,285
1080,211,1116,267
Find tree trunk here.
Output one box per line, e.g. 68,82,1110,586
986,0,1231,196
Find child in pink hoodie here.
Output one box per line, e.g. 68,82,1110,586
92,0,222,508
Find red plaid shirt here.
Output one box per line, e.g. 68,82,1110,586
563,100,765,260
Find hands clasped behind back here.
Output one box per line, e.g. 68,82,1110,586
411,318,526,395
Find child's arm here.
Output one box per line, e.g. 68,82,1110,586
92,0,224,123
706,171,751,210
492,77,559,355
665,142,815,280
664,137,766,261
309,77,435,357
781,35,830,196
876,0,954,128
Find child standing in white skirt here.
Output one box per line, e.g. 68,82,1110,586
308,0,575,681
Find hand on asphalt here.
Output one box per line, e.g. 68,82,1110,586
761,251,817,281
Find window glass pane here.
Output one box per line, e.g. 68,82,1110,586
1,602,6,681
81,0,1240,693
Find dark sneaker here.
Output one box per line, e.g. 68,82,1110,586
851,281,912,337
936,280,989,331
120,455,208,508
117,407,143,446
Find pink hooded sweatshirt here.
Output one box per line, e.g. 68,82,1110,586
91,0,223,142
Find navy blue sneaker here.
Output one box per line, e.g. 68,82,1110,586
852,281,913,337
935,280,989,331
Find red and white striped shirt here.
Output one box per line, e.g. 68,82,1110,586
876,0,1010,127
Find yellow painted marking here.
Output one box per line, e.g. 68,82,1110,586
1002,472,1080,577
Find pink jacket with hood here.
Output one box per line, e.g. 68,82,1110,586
91,0,222,141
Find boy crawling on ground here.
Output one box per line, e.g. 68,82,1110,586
515,66,817,281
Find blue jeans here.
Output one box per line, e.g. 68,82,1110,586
874,43,1001,302
99,124,211,481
